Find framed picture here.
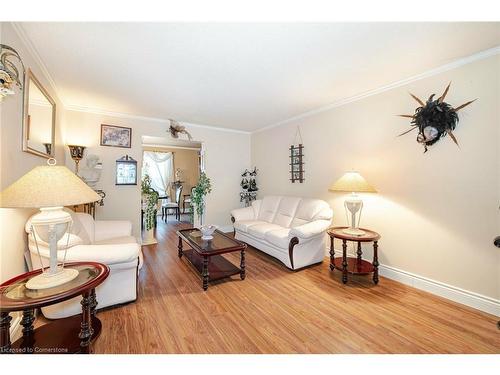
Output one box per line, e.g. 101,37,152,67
101,124,132,148
116,155,137,185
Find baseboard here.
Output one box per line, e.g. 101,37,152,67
379,264,500,317
219,225,234,233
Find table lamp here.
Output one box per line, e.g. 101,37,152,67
0,158,101,289
329,171,377,236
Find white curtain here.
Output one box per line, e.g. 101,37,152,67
142,151,173,196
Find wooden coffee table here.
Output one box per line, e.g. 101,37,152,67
177,228,247,291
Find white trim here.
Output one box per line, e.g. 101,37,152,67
11,22,64,105
219,225,234,233
379,264,500,317
255,45,500,133
65,104,251,135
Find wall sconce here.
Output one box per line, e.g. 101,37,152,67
0,44,25,101
68,145,86,174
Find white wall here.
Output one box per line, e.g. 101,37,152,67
63,110,251,237
252,55,500,302
0,23,66,282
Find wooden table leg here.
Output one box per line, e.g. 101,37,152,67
357,242,363,262
329,236,335,271
21,309,35,338
0,312,12,354
373,241,379,285
178,236,183,258
202,256,209,291
90,289,98,318
342,239,348,284
79,291,93,353
240,249,246,280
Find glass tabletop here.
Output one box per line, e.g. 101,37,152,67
0,263,109,311
178,229,245,254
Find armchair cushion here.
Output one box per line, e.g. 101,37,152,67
289,220,331,240
94,220,132,242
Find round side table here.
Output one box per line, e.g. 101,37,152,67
0,262,109,354
327,227,381,284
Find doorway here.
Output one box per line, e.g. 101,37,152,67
141,136,203,239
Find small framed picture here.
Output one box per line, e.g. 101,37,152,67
101,124,132,148
116,155,137,185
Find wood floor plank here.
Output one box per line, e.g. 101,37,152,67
35,220,500,353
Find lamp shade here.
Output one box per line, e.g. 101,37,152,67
1,163,101,208
329,171,377,193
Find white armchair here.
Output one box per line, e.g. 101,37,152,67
26,210,143,319
231,196,333,270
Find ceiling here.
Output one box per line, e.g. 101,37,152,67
18,22,500,132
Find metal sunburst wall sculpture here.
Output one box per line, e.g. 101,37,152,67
398,82,476,153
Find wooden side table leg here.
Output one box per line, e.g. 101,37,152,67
329,236,335,271
178,236,183,258
90,289,98,318
0,312,12,354
202,256,209,291
21,309,35,337
357,242,362,262
240,249,246,280
373,241,379,285
342,239,348,284
79,291,94,353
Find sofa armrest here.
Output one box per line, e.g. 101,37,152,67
231,206,255,222
94,220,132,242
290,220,331,240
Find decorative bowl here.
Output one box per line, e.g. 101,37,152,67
200,224,217,240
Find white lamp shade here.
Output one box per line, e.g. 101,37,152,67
1,164,101,208
329,171,377,193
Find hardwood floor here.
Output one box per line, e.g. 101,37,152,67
41,220,500,353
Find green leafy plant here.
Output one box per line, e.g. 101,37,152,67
192,172,212,225
141,174,159,231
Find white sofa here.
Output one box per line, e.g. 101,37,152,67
231,196,333,270
26,210,143,319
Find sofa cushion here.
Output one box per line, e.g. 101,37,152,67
257,196,282,222
272,197,301,228
291,198,331,227
265,228,291,249
234,220,265,233
247,223,284,239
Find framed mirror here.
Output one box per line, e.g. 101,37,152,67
22,69,56,158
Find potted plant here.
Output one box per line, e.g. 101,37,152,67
141,174,159,245
192,172,212,228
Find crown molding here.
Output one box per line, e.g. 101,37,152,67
10,22,65,105
255,45,500,133
65,103,251,135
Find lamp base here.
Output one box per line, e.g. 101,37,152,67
26,268,79,290
342,227,366,236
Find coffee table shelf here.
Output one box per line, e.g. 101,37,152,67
177,229,247,291
183,249,241,281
